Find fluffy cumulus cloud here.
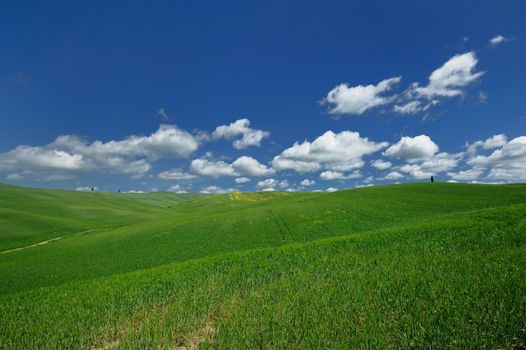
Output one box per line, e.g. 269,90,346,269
409,52,483,99
384,135,439,162
62,124,199,159
189,159,237,177
322,77,401,116
447,168,484,181
231,156,274,176
0,124,200,179
0,147,87,172
158,169,196,180
320,170,362,180
300,179,315,186
256,178,289,191
467,136,526,182
270,158,321,173
212,119,270,149
326,187,338,192
466,134,508,155
272,130,388,173
398,152,461,180
190,156,272,177
235,177,250,184
199,185,236,194
166,185,188,193
380,171,404,180
377,134,464,181
323,52,484,118
439,134,526,183
393,52,484,115
370,159,392,170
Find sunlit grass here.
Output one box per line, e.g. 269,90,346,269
0,183,525,348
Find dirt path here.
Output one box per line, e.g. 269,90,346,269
0,228,103,255
1,237,63,254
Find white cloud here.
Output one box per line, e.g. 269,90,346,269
0,124,200,179
362,176,374,183
383,135,439,162
393,101,422,115
118,159,151,175
323,52,484,118
158,169,196,180
167,185,188,193
447,168,484,181
380,133,526,183
199,185,236,194
380,171,404,180
256,178,289,191
65,124,200,160
468,136,526,182
391,52,484,115
410,52,483,99
489,35,508,46
235,177,250,184
256,178,278,190
322,77,401,116
272,130,388,173
370,159,392,170
326,187,338,192
278,179,289,188
0,147,87,172
300,179,315,186
231,156,274,176
466,134,508,155
320,170,362,180
190,156,272,177
190,158,237,177
212,119,270,149
271,157,321,173
480,134,508,149
398,152,460,179
76,186,98,192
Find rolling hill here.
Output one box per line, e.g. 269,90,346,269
0,183,525,348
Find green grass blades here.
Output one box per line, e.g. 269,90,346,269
0,183,525,348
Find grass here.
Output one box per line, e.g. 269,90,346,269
0,182,525,348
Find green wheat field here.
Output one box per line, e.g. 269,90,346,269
0,182,525,349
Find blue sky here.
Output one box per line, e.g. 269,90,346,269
1,1,525,193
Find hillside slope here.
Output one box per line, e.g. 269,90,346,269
0,183,200,251
0,183,525,348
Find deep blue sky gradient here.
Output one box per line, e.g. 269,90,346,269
1,1,525,191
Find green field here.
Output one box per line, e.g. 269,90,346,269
0,182,525,349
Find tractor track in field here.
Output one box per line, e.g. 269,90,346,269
0,236,64,254
0,228,111,255
267,209,292,241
